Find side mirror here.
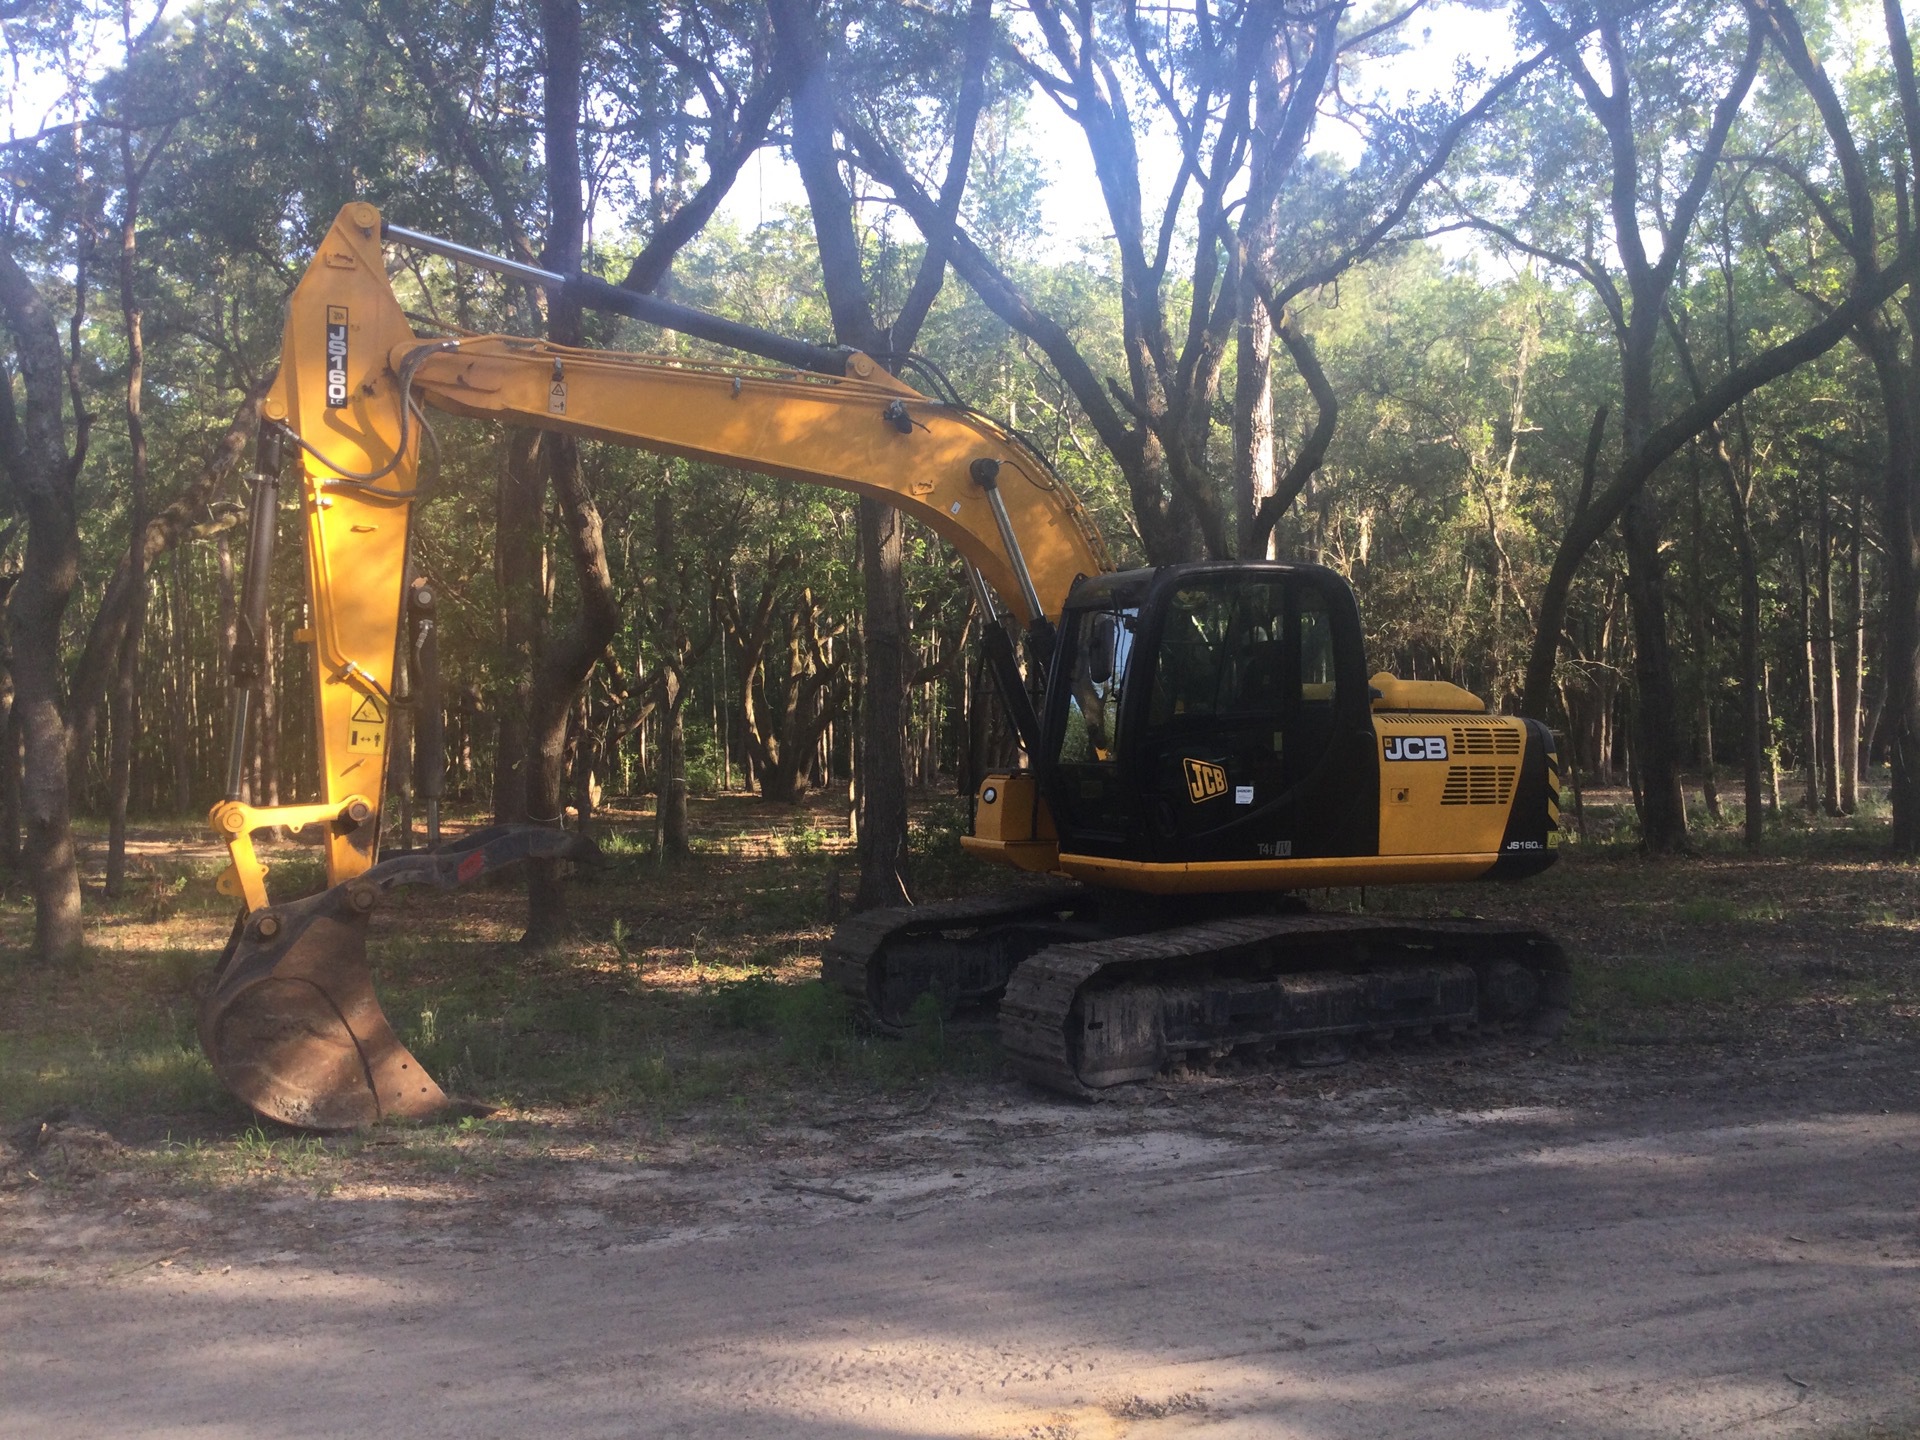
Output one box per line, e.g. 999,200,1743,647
1088,613,1116,686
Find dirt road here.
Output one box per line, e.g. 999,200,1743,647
5,1039,1917,1439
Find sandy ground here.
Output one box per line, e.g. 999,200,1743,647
4,1036,1917,1439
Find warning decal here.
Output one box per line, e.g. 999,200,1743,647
347,693,386,754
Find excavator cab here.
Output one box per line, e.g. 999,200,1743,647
1039,563,1378,867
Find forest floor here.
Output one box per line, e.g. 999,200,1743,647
1,788,1917,1437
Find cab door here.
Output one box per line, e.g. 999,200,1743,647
1045,601,1144,847
1135,569,1367,859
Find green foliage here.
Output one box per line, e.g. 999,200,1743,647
0,0,1913,972
1578,952,1785,1015
0,1013,231,1129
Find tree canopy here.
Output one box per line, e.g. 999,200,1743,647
3,0,1918,958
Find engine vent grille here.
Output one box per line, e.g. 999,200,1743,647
1440,764,1518,806
1449,725,1523,756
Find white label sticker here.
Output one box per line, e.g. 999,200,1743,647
1234,785,1254,805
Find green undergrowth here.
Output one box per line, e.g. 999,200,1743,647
3,791,1918,1165
387,963,989,1119
0,1002,233,1129
1576,952,1785,1013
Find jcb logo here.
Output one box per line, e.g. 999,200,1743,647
324,306,349,408
1183,757,1228,802
1384,735,1449,761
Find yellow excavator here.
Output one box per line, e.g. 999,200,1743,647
201,202,1568,1128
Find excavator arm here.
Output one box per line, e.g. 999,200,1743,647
199,202,1110,1128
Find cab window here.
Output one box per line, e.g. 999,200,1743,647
1299,589,1336,704
1144,579,1344,733
1148,578,1337,729
1058,606,1137,764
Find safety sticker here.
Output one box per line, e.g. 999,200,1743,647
347,693,386,754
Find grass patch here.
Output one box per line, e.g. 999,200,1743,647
1675,896,1739,925
3,786,1917,1197
0,1013,234,1128
1580,953,1772,1011
388,961,992,1120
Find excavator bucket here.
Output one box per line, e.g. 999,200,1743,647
199,825,597,1130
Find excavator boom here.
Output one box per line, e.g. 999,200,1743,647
202,202,1107,1128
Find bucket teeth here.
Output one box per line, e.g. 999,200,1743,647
199,824,597,1130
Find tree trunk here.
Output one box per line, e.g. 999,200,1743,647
105,606,141,896
1863,322,1920,848
167,549,194,813
1686,447,1719,822
1815,475,1843,814
1762,662,1782,814
1839,477,1863,812
567,691,597,839
1619,481,1689,852
1794,504,1822,815
523,432,619,943
1,704,20,871
1232,290,1275,559
1708,427,1765,848
648,486,695,853
106,126,157,897
0,244,85,962
1695,695,1718,821
774,0,925,910
854,498,912,908
662,684,688,853
105,561,143,876
0,616,15,869
493,431,544,824
520,0,623,944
